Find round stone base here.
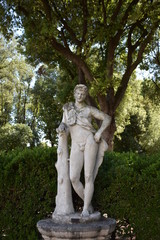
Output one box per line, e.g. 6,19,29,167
37,215,116,240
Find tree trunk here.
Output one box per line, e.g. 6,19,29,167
53,130,74,215
98,87,116,151
78,67,85,84
102,117,116,151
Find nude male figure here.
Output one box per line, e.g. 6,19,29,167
58,84,111,216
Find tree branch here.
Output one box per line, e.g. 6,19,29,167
97,94,108,112
78,68,97,108
61,28,70,49
52,2,82,47
155,46,160,66
131,27,156,71
17,5,29,17
151,79,160,90
81,0,88,44
40,0,52,21
106,0,140,81
114,25,158,111
50,37,94,82
111,0,140,48
127,22,148,68
111,0,123,22
101,0,107,25
120,0,139,27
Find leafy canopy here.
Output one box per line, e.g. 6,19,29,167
0,0,159,149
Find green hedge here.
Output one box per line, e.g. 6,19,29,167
0,147,57,240
94,152,160,240
0,148,160,239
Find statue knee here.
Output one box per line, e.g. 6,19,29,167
70,174,78,185
85,174,93,184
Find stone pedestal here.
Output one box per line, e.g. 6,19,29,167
37,213,116,240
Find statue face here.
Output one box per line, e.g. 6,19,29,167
74,89,86,103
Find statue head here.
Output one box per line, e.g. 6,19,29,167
74,84,88,103
74,84,88,97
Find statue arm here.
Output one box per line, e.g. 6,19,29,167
90,107,111,143
56,110,68,133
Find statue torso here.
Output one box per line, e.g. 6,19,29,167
63,102,96,134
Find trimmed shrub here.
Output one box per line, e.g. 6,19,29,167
94,152,160,240
0,147,57,240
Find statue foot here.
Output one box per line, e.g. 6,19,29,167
81,209,90,217
88,204,94,214
81,203,94,217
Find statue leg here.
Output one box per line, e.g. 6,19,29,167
70,143,84,200
82,135,98,216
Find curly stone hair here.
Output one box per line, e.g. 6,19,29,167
73,84,88,96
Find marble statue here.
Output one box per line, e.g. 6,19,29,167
37,84,116,239
53,84,111,218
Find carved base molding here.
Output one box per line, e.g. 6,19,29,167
37,214,116,240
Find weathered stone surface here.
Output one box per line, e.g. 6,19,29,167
55,84,111,216
37,216,116,240
52,212,101,224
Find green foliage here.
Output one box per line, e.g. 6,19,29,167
0,123,33,151
142,79,160,105
0,1,160,150
140,30,160,85
0,34,16,125
1,0,159,108
55,65,77,105
0,34,35,125
31,67,62,146
13,55,34,124
115,78,146,136
115,79,160,153
0,34,39,146
94,152,160,240
114,115,143,153
0,147,57,240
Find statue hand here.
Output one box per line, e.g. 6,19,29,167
56,123,67,133
94,131,101,143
